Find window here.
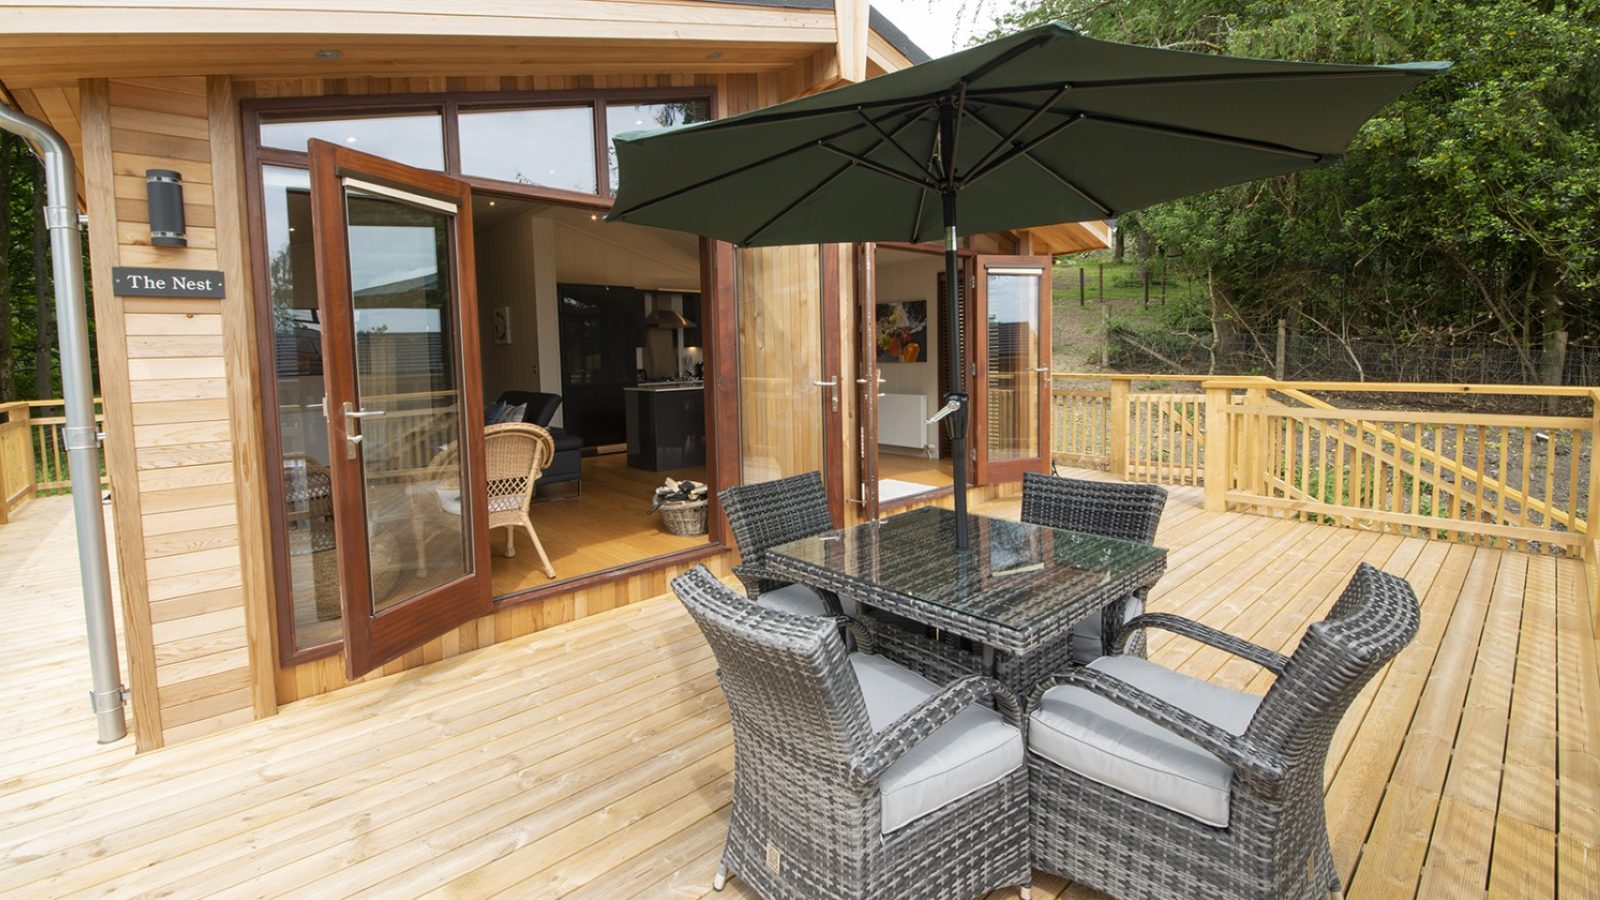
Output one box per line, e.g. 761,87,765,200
259,112,445,170
605,100,711,193
459,106,597,194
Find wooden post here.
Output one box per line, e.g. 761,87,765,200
1109,376,1130,480
19,402,35,502
1160,260,1167,305
1587,390,1600,636
1275,318,1287,381
1100,301,1110,368
1078,267,1085,307
1244,386,1268,497
1203,383,1231,511
1097,263,1104,301
1142,268,1150,307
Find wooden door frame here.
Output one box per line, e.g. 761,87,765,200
820,244,846,527
307,139,493,680
971,254,1053,485
853,242,879,521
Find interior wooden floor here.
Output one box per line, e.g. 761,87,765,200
878,451,954,488
490,452,709,597
2,470,1596,898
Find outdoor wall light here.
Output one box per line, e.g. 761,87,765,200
144,169,187,247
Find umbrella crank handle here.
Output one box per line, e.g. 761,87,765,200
927,393,968,441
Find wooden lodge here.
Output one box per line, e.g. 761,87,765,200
0,0,1109,751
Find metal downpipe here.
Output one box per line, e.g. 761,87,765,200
0,103,128,743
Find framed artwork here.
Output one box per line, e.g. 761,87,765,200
492,306,512,345
876,299,927,363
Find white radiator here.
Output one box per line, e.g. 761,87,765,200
878,393,930,450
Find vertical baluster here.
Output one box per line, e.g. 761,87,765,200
1448,424,1464,542
1566,429,1582,541
1520,425,1534,530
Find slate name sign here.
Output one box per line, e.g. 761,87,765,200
112,266,226,299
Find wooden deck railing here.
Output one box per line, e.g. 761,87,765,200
1053,374,1600,557
0,402,36,522
26,398,108,496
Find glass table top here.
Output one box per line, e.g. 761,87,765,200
766,506,1167,644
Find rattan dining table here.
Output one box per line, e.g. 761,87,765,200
764,505,1168,680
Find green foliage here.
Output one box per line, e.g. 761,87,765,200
0,132,96,402
987,0,1600,359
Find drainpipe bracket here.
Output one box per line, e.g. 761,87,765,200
44,204,77,230
89,685,127,714
65,425,101,451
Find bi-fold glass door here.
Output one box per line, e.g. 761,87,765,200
972,255,1053,484
306,140,492,678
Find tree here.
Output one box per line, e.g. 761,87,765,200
0,128,95,401
987,0,1600,373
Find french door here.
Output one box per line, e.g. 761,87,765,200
972,255,1053,484
307,140,492,679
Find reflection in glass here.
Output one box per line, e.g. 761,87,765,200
986,271,1042,462
606,100,711,193
262,165,343,651
259,113,445,169
343,190,471,613
459,107,597,194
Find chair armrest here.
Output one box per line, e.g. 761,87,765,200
1033,667,1286,784
1117,613,1289,675
850,676,1022,787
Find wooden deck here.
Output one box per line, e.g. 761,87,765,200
2,473,1596,898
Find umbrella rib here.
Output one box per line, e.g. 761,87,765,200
957,84,1069,190
857,108,940,182
965,97,1325,161
962,67,1426,100
740,106,933,246
816,142,940,191
961,107,1115,217
962,33,1054,88
959,114,1086,190
609,103,924,220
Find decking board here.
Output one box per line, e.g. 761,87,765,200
0,477,1592,898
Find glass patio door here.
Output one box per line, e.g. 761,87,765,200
307,140,492,679
972,255,1053,484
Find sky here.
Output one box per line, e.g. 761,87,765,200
871,0,1009,59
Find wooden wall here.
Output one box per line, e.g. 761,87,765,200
80,76,275,750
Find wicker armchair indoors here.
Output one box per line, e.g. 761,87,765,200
673,565,1032,900
718,472,842,618
411,423,557,580
483,423,556,578
1027,563,1421,899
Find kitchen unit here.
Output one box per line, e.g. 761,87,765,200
624,383,706,471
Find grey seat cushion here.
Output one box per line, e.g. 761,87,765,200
1029,655,1261,827
756,583,829,617
1069,593,1144,663
850,653,1025,834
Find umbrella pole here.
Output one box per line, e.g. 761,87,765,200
940,98,970,550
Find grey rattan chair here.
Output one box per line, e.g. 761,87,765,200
1020,471,1167,661
719,472,842,618
673,565,1033,900
1027,562,1421,899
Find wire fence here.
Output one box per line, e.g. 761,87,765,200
1107,327,1600,387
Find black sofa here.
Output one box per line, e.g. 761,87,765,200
497,390,582,496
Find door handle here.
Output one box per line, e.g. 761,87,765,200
813,377,840,413
1030,367,1050,373
342,402,386,459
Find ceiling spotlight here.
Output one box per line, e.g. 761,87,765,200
313,49,343,61
344,136,357,144
489,200,497,206
590,213,598,221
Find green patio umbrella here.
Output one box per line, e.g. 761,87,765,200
607,22,1446,548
